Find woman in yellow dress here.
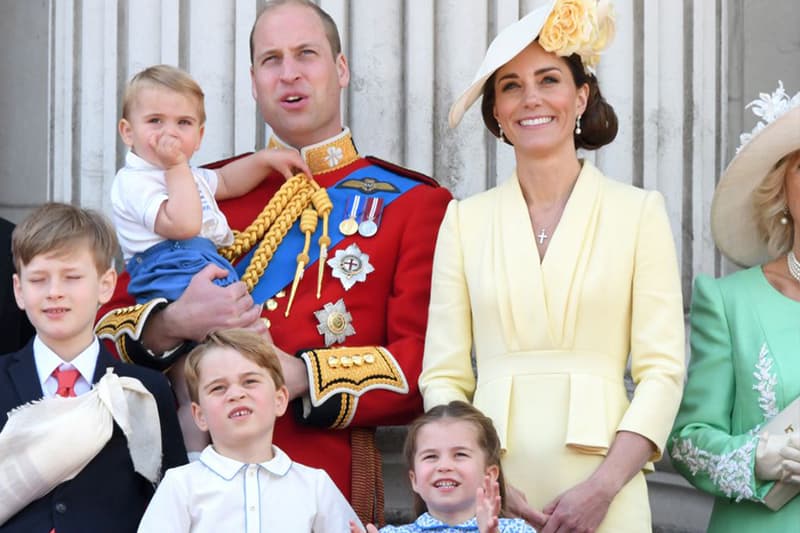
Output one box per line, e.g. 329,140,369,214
419,1,685,532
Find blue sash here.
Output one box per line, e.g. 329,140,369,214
235,164,422,304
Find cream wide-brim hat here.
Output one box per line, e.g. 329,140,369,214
448,0,557,128
710,106,800,267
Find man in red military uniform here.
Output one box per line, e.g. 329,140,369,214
96,0,451,524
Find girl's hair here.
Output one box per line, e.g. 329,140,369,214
481,43,618,151
403,401,507,517
753,149,799,258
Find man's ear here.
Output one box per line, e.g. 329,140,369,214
336,53,350,89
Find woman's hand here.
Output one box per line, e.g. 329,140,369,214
540,477,614,533
539,431,655,533
476,474,501,533
505,483,549,530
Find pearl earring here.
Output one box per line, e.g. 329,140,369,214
498,122,506,143
575,115,582,135
780,206,790,225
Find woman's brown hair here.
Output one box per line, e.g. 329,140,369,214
481,43,618,151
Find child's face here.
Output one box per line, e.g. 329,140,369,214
409,419,499,526
191,347,288,462
13,242,116,360
118,86,204,168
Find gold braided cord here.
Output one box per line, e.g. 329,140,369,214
310,187,333,297
239,179,316,291
285,208,320,316
218,174,308,263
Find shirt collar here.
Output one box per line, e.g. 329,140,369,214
124,150,160,171
415,512,479,530
33,335,99,387
199,444,293,480
267,127,359,175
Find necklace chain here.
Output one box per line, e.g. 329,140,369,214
788,251,800,283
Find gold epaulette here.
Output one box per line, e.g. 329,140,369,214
300,346,408,428
95,299,168,362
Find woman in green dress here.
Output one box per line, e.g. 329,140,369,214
669,82,800,531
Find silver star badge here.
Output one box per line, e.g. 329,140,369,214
314,299,356,346
327,243,374,291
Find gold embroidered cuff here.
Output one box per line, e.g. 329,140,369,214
300,346,409,408
95,299,168,362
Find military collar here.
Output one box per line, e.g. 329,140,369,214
267,127,359,175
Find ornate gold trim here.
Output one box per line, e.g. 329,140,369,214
301,346,408,410
268,128,359,174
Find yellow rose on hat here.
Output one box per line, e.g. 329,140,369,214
539,0,594,57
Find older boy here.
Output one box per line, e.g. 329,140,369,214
0,203,186,533
138,329,362,532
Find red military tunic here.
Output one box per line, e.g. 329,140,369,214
97,128,452,520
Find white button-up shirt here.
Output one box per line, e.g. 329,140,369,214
138,445,361,533
33,335,98,397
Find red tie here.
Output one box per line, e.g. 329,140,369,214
52,367,81,397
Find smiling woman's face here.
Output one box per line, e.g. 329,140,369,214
492,41,587,157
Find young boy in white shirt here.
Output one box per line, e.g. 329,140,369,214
138,329,362,532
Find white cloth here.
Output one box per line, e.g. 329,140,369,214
0,368,162,525
137,445,362,533
33,335,98,397
111,151,233,260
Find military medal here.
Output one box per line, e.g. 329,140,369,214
314,298,356,346
339,195,362,235
327,243,374,291
358,197,384,238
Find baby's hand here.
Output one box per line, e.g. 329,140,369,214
150,131,188,169
262,147,312,180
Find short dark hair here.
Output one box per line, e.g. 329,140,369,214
250,0,342,65
481,42,618,151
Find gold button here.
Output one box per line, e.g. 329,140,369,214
265,299,278,311
352,355,363,366
341,356,353,368
328,356,339,368
262,318,271,329
275,290,286,298
364,354,375,364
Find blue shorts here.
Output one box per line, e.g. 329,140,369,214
126,237,239,303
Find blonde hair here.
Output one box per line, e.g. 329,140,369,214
404,401,508,518
121,64,206,124
12,202,118,274
753,149,799,258
185,329,285,403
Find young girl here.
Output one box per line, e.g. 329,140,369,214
351,401,537,533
